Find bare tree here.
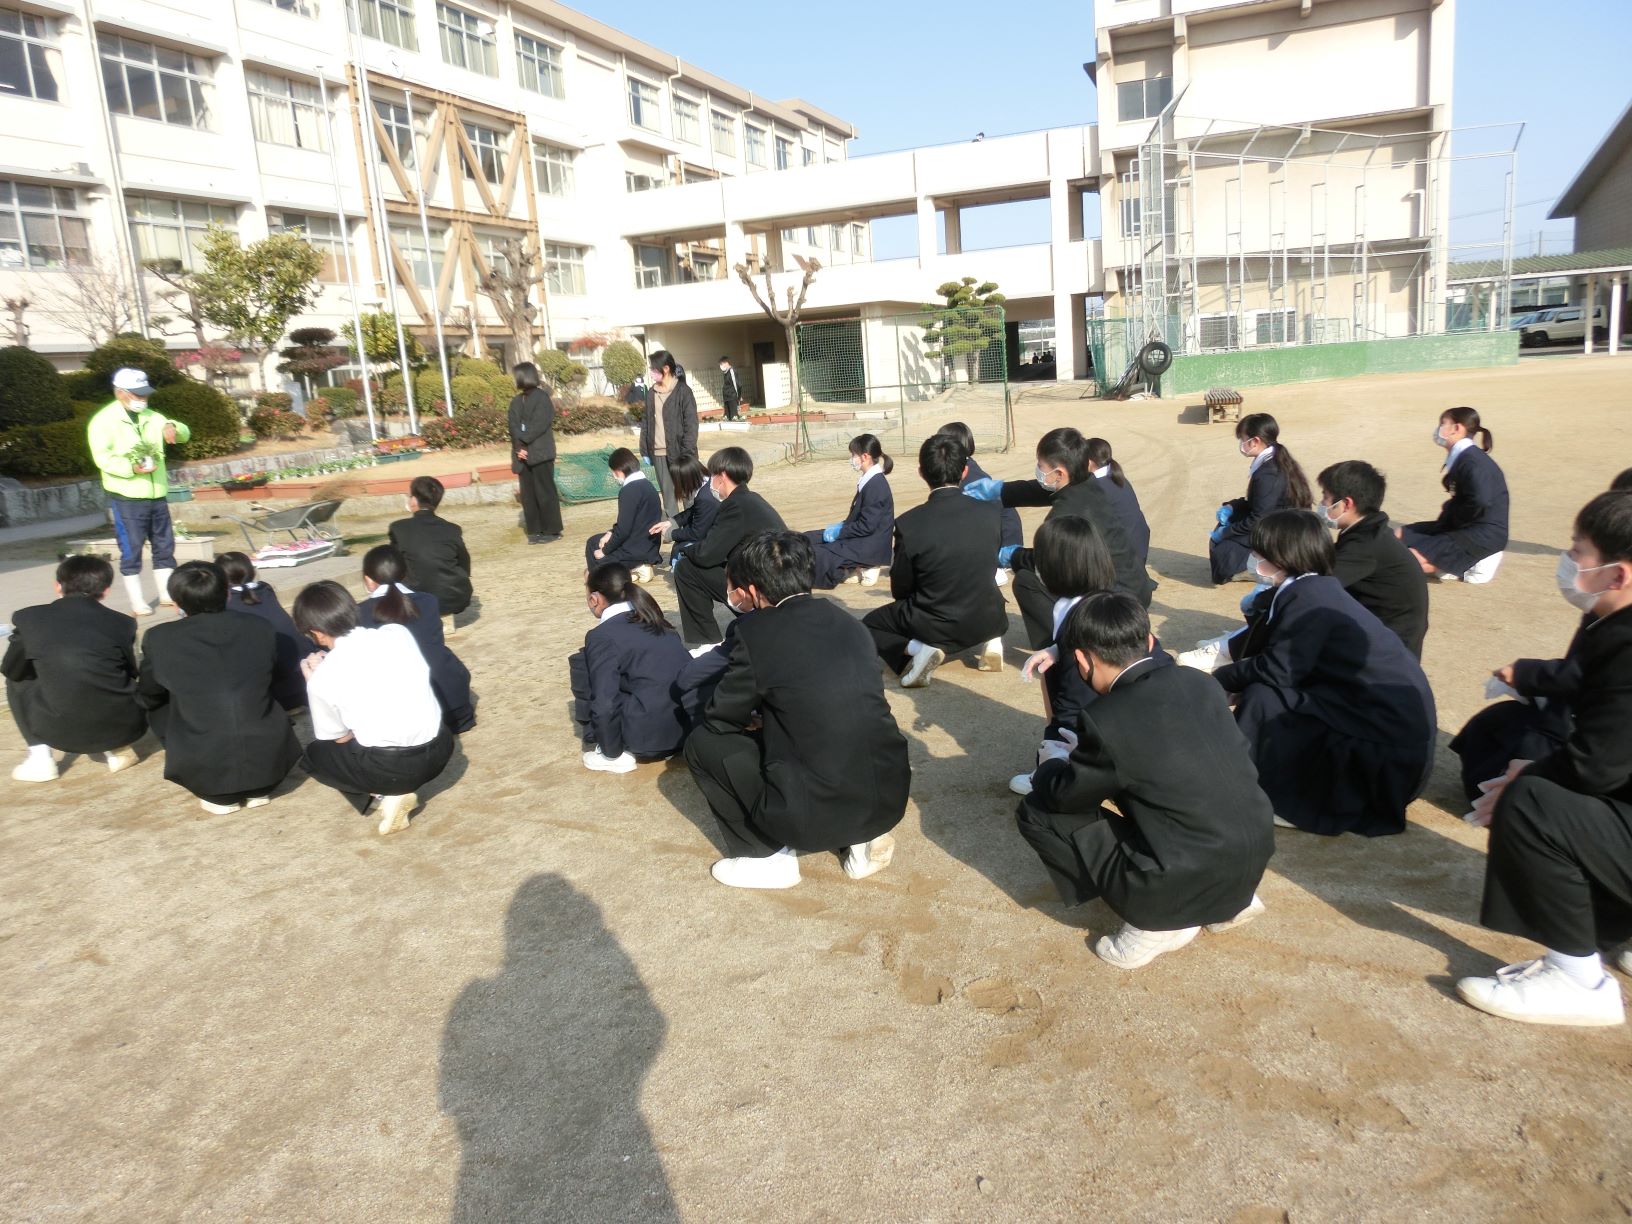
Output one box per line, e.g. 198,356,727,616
29,258,138,344
143,259,209,350
734,255,820,453
479,235,546,361
3,297,28,346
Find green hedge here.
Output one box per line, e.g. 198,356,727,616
556,402,628,435
324,386,359,418
149,381,242,460
0,346,72,429
0,416,96,478
62,368,110,404
420,404,508,449
85,336,179,390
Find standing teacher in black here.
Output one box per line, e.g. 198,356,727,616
641,350,699,517
508,361,562,545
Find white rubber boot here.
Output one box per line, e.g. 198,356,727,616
153,568,175,606
123,574,153,617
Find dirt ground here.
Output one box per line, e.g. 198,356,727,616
4,355,1632,1222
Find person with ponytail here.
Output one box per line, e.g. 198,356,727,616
1398,406,1510,583
355,544,475,733
652,452,719,570
1209,413,1313,584
220,550,310,711
1086,437,1150,567
586,448,663,580
805,433,896,588
570,561,690,773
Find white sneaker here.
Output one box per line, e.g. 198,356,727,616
244,795,272,809
994,568,1009,587
1456,958,1624,1027
842,833,895,880
1229,570,1259,584
1009,772,1034,796
442,614,458,638
859,567,882,586
1205,893,1266,934
200,799,242,815
975,636,1005,673
1094,922,1201,969
104,745,139,774
583,748,637,774
376,792,418,836
1462,551,1505,585
11,754,59,783
1272,813,1297,829
1177,637,1228,673
900,645,945,689
711,849,802,889
630,564,654,584
1613,946,1632,977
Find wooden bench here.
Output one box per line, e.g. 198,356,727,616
1205,387,1244,423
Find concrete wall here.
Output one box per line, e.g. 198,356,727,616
1575,138,1632,252
1158,330,1518,396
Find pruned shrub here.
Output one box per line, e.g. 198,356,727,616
601,340,645,391
323,386,360,418
0,416,97,478
255,391,294,413
420,404,508,450
0,346,73,429
85,336,179,391
554,401,628,435
149,380,242,460
249,407,306,439
62,368,109,404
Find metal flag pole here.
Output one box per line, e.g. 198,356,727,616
317,68,379,442
403,84,454,418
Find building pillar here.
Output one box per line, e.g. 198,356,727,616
1048,131,1083,380
916,194,937,267
943,206,962,255
724,219,748,276
1611,274,1623,356
1584,274,1597,355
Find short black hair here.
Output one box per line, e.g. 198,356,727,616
1034,515,1115,598
707,446,753,485
733,531,812,604
1059,591,1149,668
292,579,359,639
1576,490,1632,563
168,560,228,615
1317,460,1387,516
1037,427,1091,484
1250,509,1335,576
718,355,731,364
512,361,539,390
919,433,967,487
409,475,444,509
650,349,678,375
607,447,641,476
1611,467,1632,493
56,554,113,597
936,420,975,457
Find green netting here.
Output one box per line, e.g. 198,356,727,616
554,449,659,505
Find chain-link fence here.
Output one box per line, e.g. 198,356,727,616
787,307,1013,462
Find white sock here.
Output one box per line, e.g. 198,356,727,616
905,639,924,657
26,744,51,763
1544,948,1605,988
776,846,796,857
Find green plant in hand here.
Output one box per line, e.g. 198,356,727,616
128,439,163,474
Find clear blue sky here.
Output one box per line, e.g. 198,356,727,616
581,0,1630,258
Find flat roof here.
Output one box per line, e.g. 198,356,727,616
1448,245,1632,284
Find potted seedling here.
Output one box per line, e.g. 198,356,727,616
128,439,163,475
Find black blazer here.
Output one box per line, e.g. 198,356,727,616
389,509,473,615
136,612,300,798
507,387,556,469
640,379,699,461
1,596,144,754
705,595,910,851
1096,472,1151,567
964,457,1023,549
583,612,691,759
356,590,475,731
674,614,746,726
888,487,1009,645
1523,605,1632,803
1031,661,1275,930
1405,446,1510,561
687,486,786,571
721,366,745,407
1003,477,1156,607
830,474,895,567
227,584,311,710
599,475,663,567
1218,454,1292,549
1510,612,1595,744
1333,511,1431,659
671,482,721,552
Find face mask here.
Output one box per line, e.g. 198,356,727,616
850,456,863,473
1239,440,1255,458
1035,465,1056,491
1433,426,1450,448
1557,552,1616,612
1320,501,1345,529
1249,552,1283,584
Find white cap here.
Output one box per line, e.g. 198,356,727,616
112,367,154,395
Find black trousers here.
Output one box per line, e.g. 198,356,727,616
1450,702,1562,803
684,725,782,857
302,730,454,813
6,678,42,746
861,601,999,675
675,558,727,645
1483,774,1632,956
1011,569,1056,650
1016,798,1113,908
567,650,595,749
518,461,563,537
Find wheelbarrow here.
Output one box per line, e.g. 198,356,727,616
211,499,345,567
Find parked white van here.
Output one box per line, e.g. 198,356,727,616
1517,305,1607,347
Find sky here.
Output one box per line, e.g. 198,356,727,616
580,0,1630,261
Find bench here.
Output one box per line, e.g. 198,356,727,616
1205,387,1244,423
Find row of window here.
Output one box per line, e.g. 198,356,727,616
782,224,868,255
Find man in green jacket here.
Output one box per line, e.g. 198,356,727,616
86,367,192,617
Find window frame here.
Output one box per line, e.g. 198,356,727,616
436,1,496,76
773,134,792,171
633,242,669,290
0,179,89,270
671,92,700,144
462,121,505,184
710,109,735,157
245,68,329,151
532,140,575,197
268,210,350,282
389,221,444,289
1117,74,1173,123
357,0,418,51
374,97,418,168
98,33,212,129
514,30,563,98
0,7,61,102
126,193,237,272
745,123,766,167
627,74,660,131
543,240,586,295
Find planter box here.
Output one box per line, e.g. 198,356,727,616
166,488,193,503
475,464,515,483
192,486,228,501
438,471,472,489
363,477,412,496
266,480,321,497
224,486,268,501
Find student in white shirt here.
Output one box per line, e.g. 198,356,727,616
293,580,454,835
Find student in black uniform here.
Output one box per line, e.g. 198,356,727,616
1209,413,1312,584
219,551,310,711
389,476,472,636
673,447,786,646
136,561,301,814
806,433,895,588
585,448,663,578
684,531,911,889
356,545,476,733
937,421,1022,575
1017,592,1276,969
1315,461,1430,658
653,453,718,571
508,361,562,544
1615,468,1632,492
674,552,756,730
965,426,1156,647
863,433,1009,686
569,561,691,773
1398,406,1510,583
1455,490,1632,1027
1213,510,1437,837
3,555,144,783
1086,437,1150,568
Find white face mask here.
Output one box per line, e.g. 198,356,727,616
850,456,863,473
1557,551,1617,612
1433,426,1451,448
1249,552,1283,584
1035,465,1056,491
1239,439,1257,458
1320,500,1346,529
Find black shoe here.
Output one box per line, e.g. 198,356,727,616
526,534,543,544
537,533,562,543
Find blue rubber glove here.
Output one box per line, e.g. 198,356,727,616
822,523,842,543
1215,505,1234,527
963,477,1003,502
1209,523,1226,543
1239,582,1271,614
997,544,1018,567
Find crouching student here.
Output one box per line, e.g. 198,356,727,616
1455,490,1632,1027
586,448,663,580
673,447,786,646
685,531,911,889
652,453,718,571
3,554,144,783
806,434,895,588
389,476,472,637
863,433,1009,687
1315,461,1430,658
1018,592,1275,969
570,561,691,773
938,420,1023,566
356,545,475,733
674,552,756,731
1398,406,1509,583
294,581,454,836
136,561,300,813
220,551,310,711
